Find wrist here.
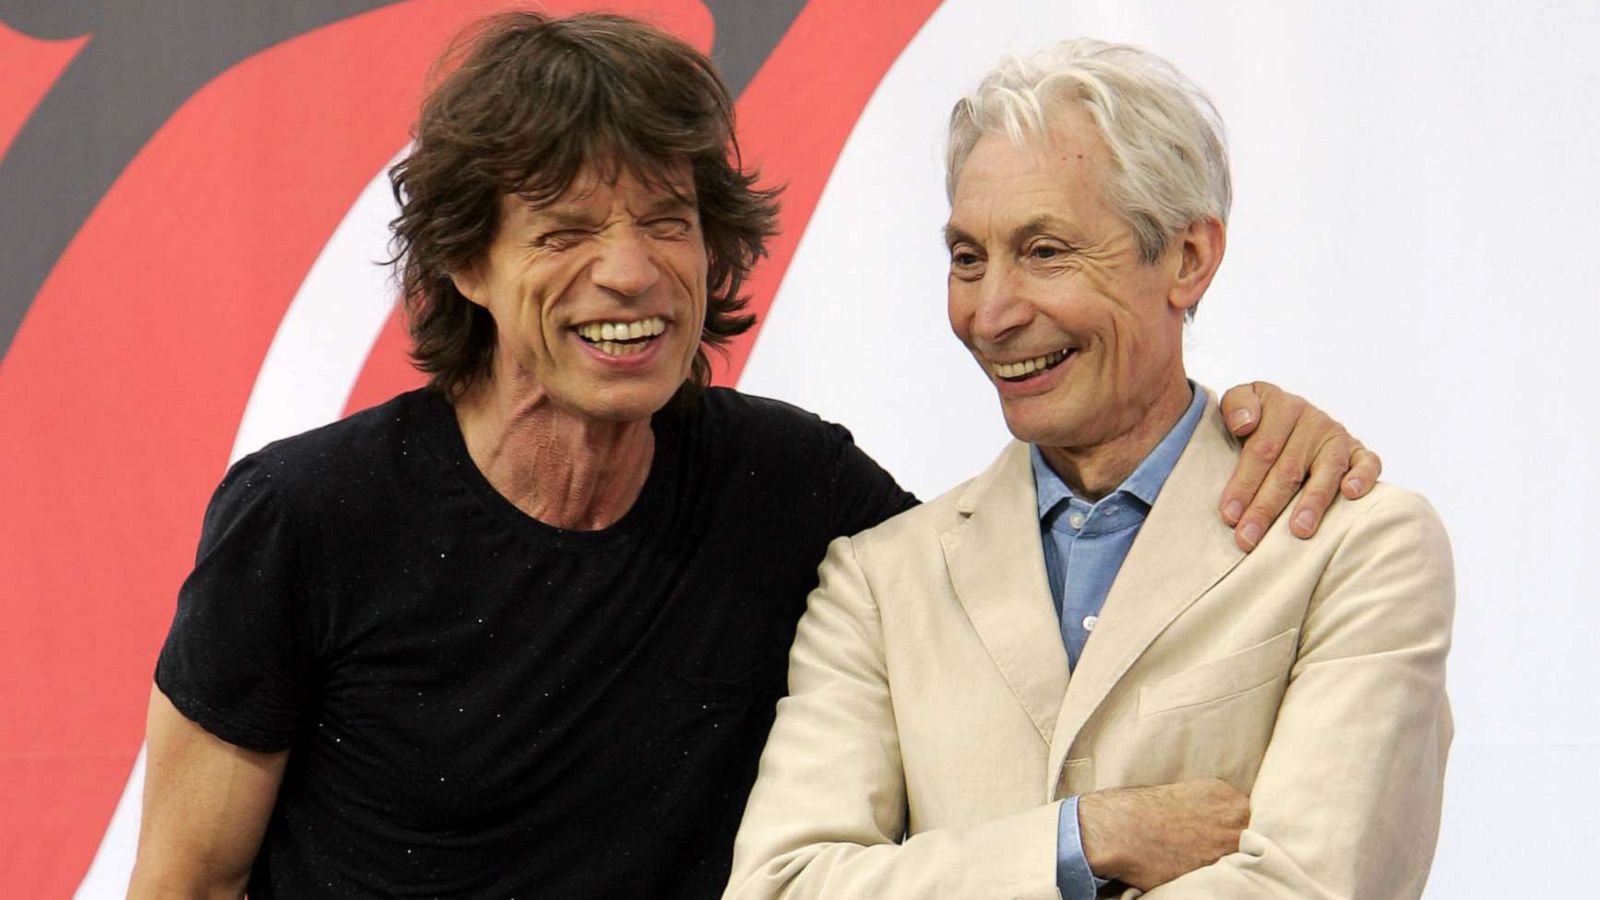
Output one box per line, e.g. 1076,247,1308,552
1076,790,1125,880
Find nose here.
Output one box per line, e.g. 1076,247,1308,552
589,228,660,298
969,264,1032,345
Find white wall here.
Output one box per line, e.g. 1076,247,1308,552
741,1,1600,894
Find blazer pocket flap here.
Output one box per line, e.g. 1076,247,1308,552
1139,627,1298,716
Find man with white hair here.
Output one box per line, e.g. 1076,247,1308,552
724,39,1453,900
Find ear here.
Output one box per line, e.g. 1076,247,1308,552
1167,216,1226,314
449,264,488,308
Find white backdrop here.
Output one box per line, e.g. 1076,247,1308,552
73,0,1600,894
744,1,1600,895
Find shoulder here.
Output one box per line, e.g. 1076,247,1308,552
1319,484,1455,612
686,387,916,533
844,441,1018,561
1318,482,1451,560
688,387,878,479
1297,489,1457,698
1262,481,1455,638
694,387,855,445
246,389,430,469
850,477,967,550
215,389,438,517
1246,477,1453,581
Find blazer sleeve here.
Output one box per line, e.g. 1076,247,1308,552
723,535,1063,900
1134,488,1455,900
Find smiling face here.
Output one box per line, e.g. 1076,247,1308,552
452,160,709,424
946,107,1216,473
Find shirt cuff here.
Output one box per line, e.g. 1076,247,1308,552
1056,796,1101,899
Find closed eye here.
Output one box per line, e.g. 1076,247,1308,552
537,229,591,248
644,217,693,238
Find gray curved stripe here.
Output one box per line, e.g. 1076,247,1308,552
704,0,808,97
0,0,808,361
0,0,403,360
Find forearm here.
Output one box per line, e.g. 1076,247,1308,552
1133,697,1450,900
127,860,249,900
1074,778,1251,893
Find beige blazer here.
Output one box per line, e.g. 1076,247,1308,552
725,398,1454,899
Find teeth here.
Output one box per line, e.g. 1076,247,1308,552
591,340,651,357
577,317,666,343
992,349,1070,380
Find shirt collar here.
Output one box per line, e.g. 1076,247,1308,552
1031,383,1208,520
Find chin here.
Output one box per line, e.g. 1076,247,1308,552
587,386,681,423
585,401,665,424
997,399,1077,447
999,416,1056,447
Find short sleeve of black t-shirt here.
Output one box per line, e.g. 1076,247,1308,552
153,386,915,899
156,455,313,752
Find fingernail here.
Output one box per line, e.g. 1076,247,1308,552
1292,509,1316,534
1228,408,1253,431
1345,477,1364,495
1240,521,1263,548
1223,500,1244,524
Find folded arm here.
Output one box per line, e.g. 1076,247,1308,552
1136,489,1454,899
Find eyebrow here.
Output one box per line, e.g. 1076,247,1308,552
637,193,698,218
1012,215,1070,241
529,207,603,230
523,191,697,228
942,223,971,248
943,215,1075,249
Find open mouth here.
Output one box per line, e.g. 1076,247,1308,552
575,316,667,357
991,348,1073,382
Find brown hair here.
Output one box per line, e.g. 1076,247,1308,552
388,12,781,398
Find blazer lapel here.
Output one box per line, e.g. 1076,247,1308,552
1046,400,1248,791
941,442,1070,745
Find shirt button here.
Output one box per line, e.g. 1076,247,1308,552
1082,615,1098,632
1067,512,1087,529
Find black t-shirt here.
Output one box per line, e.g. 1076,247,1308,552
155,387,915,899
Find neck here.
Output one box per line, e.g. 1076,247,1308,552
453,375,656,531
1041,375,1193,502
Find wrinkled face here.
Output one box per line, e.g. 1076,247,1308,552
454,160,708,423
945,109,1195,453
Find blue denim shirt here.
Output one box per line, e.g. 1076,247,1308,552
1033,385,1207,898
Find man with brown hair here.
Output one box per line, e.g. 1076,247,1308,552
129,13,1378,899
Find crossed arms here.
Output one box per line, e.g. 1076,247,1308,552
723,478,1452,899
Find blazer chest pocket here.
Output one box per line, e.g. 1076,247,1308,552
1139,627,1298,717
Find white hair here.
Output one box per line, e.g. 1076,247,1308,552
947,38,1231,264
